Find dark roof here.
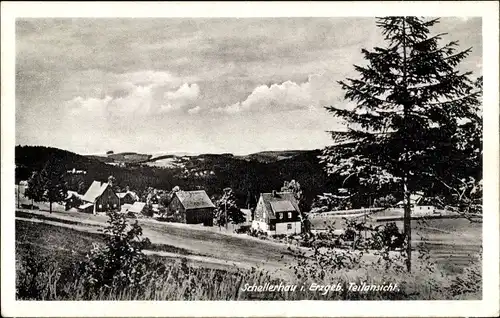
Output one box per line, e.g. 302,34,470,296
270,201,296,213
174,190,215,210
260,192,300,219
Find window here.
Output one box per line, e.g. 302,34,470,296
99,204,102,209
278,213,282,220
113,204,117,208
288,212,292,219
270,224,276,231
287,224,292,230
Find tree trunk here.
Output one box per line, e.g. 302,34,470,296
225,201,228,230
401,17,412,273
49,201,52,214
403,182,412,272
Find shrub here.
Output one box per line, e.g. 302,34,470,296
77,211,152,293
369,222,405,250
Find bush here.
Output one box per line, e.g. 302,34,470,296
235,225,250,234
77,211,152,293
369,222,405,250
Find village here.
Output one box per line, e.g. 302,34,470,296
15,170,457,245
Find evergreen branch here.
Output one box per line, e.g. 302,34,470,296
423,18,440,27
444,47,472,62
338,80,399,106
422,91,481,107
413,32,447,46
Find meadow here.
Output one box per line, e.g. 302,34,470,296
16,213,482,300
308,212,481,273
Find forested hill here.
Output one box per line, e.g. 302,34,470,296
14,145,340,208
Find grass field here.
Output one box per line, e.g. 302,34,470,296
17,207,481,275
16,219,194,259
15,217,481,300
16,209,300,276
308,212,481,273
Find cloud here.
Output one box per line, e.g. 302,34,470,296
213,72,342,114
66,74,201,118
187,106,201,114
214,81,312,113
164,83,200,103
67,96,113,117
16,18,482,155
158,83,200,114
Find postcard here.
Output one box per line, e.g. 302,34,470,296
1,1,499,317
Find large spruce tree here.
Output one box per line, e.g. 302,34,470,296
320,17,482,272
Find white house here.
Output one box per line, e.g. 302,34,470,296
252,191,302,236
395,192,437,216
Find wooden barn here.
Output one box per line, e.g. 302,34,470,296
79,181,119,214
252,191,302,235
167,190,215,226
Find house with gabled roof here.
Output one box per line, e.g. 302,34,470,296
167,190,215,226
117,190,139,205
78,180,119,214
252,191,302,235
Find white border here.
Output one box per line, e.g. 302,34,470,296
1,1,499,317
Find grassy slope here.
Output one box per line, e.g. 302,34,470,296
15,217,481,300
16,209,299,275
15,218,192,258
16,219,103,267
142,222,298,272
17,207,480,276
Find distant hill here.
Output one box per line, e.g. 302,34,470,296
86,155,114,163
86,152,152,164
237,150,313,163
146,149,312,166
108,152,152,163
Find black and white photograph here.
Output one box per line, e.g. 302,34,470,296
1,1,499,317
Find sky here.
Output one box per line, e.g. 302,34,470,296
15,17,482,156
